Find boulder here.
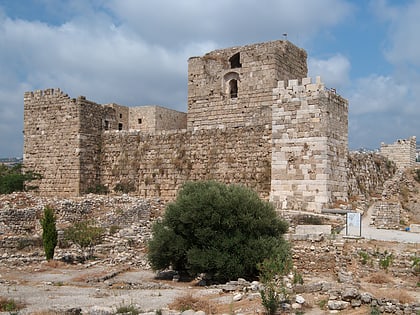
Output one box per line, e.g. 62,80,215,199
328,300,350,310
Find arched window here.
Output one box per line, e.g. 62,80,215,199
229,79,238,98
223,72,240,99
229,52,241,68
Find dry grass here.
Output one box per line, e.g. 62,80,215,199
377,288,414,304
30,312,61,315
366,272,392,284
44,260,66,268
0,296,25,312
168,293,217,314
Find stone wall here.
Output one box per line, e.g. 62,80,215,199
100,126,272,200
347,152,396,198
380,136,417,169
23,89,82,196
270,77,348,212
187,40,307,131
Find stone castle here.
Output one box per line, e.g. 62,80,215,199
23,40,349,212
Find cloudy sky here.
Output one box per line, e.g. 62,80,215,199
0,0,419,157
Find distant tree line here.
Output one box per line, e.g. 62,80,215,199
0,163,41,194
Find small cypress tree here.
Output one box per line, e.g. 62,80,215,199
40,206,58,260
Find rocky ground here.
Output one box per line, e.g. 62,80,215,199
0,168,420,314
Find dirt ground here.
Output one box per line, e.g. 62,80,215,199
0,238,419,315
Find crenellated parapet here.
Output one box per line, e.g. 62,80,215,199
24,88,70,102
273,76,347,104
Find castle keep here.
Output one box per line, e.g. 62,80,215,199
23,40,348,212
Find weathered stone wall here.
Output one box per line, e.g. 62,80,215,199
347,152,396,198
270,77,348,212
380,136,416,169
370,201,401,229
187,40,307,131
128,106,187,132
23,89,82,196
100,126,272,200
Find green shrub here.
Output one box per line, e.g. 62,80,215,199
115,303,140,315
40,206,58,260
0,163,41,194
379,253,393,271
86,184,109,195
63,221,104,260
147,181,289,282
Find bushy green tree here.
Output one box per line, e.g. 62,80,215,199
40,205,58,260
147,181,289,282
0,163,41,194
63,220,104,260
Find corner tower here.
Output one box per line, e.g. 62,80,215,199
270,77,349,212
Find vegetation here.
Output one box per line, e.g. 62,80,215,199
0,296,23,312
257,250,294,315
0,163,41,194
114,181,136,194
40,206,58,260
63,220,105,260
148,181,289,283
86,184,109,195
114,303,140,315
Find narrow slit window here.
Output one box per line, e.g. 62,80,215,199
104,120,109,130
118,123,123,130
138,118,142,124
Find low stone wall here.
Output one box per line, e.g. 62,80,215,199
370,201,401,229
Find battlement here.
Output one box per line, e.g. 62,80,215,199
24,88,70,100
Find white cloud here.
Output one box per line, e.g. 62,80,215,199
372,0,420,67
349,75,408,115
0,0,355,156
308,54,351,89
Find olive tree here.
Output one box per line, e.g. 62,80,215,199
148,181,289,282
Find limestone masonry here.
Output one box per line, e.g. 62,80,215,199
24,40,349,212
380,136,417,169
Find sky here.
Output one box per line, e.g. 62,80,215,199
0,0,419,157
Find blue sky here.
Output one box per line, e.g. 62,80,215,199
0,0,419,157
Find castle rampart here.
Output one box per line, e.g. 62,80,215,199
23,40,349,212
380,136,416,169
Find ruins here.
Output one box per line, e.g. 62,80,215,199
23,39,349,212
380,136,417,169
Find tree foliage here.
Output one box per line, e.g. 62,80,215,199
147,181,289,282
63,220,104,260
40,205,58,260
0,163,41,194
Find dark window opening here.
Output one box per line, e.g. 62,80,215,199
118,123,123,130
119,113,123,119
104,120,109,130
229,52,241,68
138,118,142,124
229,79,238,98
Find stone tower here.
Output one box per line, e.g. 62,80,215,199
271,78,348,212
187,40,307,130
